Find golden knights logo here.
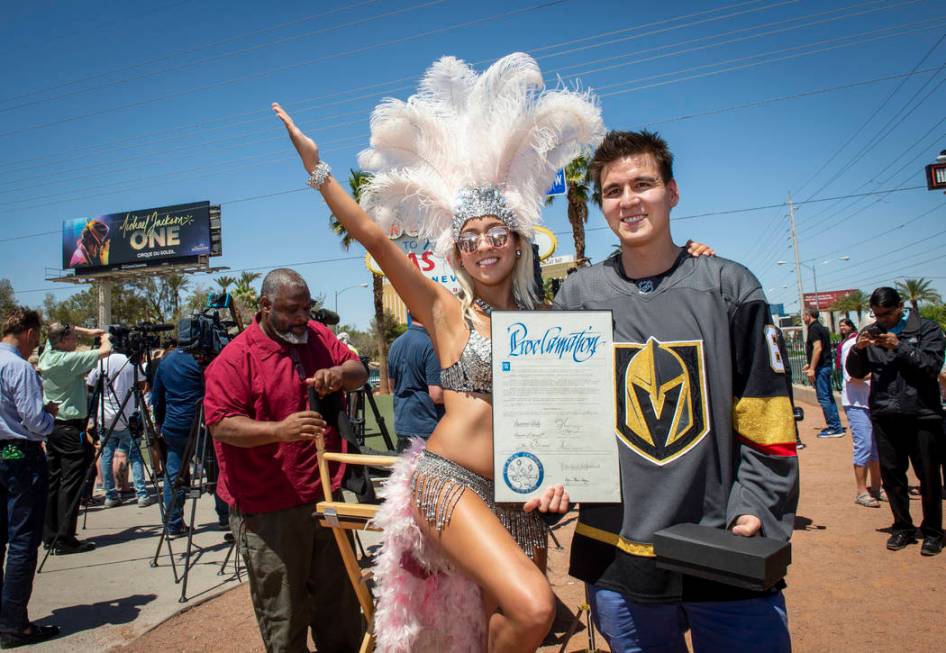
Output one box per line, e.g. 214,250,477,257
614,337,710,465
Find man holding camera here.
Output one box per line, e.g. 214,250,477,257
0,308,61,647
86,350,155,509
846,287,945,556
204,268,366,653
38,323,111,554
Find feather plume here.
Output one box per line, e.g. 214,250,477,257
357,52,603,257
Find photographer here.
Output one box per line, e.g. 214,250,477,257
0,308,60,647
38,323,111,554
86,350,155,509
846,287,945,556
151,338,228,538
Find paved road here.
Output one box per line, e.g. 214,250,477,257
29,489,240,652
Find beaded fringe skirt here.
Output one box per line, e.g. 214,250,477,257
410,449,547,558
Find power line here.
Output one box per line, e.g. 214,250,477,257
12,255,365,296
0,0,801,172
0,0,441,114
0,0,573,139
0,0,909,177
596,17,946,97
790,31,946,199
4,16,937,204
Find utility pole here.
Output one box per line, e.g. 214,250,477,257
787,192,807,341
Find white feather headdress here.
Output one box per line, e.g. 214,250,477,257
357,52,605,257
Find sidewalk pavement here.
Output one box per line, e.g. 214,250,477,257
27,490,241,652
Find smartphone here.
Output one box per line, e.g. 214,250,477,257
864,323,886,337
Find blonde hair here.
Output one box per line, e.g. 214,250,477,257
447,232,538,327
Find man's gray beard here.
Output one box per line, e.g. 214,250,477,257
276,329,308,344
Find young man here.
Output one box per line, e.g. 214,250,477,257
803,308,845,438
846,287,945,556
554,131,799,652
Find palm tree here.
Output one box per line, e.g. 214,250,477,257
216,275,236,293
164,273,190,321
546,154,592,264
233,271,262,313
895,278,942,313
331,170,391,393
830,290,868,323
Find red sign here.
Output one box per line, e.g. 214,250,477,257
926,162,946,190
803,289,858,310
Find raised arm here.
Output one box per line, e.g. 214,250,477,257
273,103,453,331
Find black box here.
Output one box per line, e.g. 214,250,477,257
653,523,791,592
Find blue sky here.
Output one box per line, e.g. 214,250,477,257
1,0,944,328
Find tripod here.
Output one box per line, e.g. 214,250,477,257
151,401,239,602
346,380,395,452
39,353,164,572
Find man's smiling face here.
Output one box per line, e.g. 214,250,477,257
600,152,679,250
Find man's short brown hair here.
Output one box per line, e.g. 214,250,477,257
2,307,41,337
588,130,675,206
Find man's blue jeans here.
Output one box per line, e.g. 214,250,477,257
589,585,791,653
99,428,148,501
162,430,189,532
815,365,842,431
0,442,47,633
163,429,229,532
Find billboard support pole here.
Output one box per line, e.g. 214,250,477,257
97,280,112,328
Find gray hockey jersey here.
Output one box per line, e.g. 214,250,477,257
554,251,799,602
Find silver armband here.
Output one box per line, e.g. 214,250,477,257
306,162,332,190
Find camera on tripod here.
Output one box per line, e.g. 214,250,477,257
177,310,231,360
107,322,174,358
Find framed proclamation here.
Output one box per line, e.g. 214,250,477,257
491,310,620,503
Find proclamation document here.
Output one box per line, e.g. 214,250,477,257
491,310,620,503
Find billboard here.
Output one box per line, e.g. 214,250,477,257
62,202,216,272
803,289,858,310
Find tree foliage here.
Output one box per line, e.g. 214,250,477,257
895,278,942,313
0,279,17,318
829,290,868,322
546,154,593,263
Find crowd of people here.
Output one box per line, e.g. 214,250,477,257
0,50,943,653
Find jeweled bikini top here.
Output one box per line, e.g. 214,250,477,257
439,317,492,395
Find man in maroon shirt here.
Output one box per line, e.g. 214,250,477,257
204,268,367,653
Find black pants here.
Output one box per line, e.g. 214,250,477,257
873,415,944,540
43,420,93,545
0,441,47,632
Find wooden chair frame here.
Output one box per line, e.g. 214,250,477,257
314,434,398,653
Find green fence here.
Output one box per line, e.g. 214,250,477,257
786,338,843,392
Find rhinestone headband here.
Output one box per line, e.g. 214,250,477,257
451,186,518,240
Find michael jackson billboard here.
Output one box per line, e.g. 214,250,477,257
62,201,215,272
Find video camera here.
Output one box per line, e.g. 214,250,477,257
310,306,340,326
177,310,230,360
107,322,174,358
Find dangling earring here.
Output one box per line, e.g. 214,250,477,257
515,249,521,257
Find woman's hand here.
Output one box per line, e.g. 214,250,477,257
523,484,570,514
272,102,320,173
685,240,715,257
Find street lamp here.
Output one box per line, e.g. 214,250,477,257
777,257,848,308
333,283,369,331
334,283,369,314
